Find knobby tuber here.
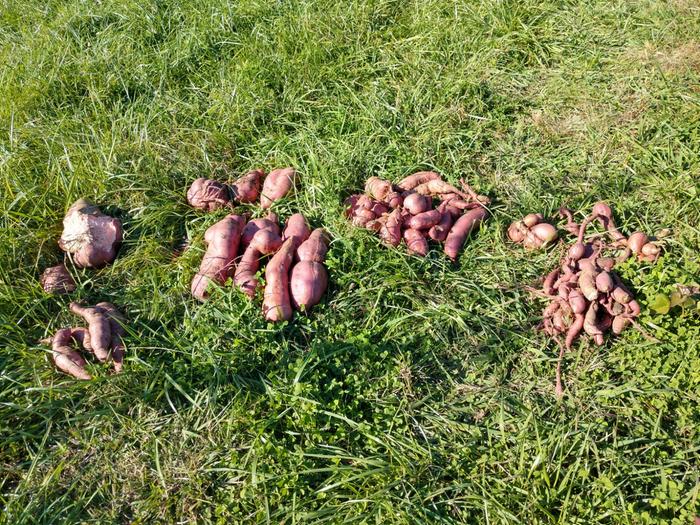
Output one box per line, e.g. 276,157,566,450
187,178,231,211
191,214,245,301
231,169,264,203
261,167,297,209
290,229,330,311
234,229,283,297
40,264,76,294
59,199,123,268
241,213,279,247
346,172,489,260
508,214,558,249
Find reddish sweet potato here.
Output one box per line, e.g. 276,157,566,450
40,264,76,294
51,328,91,380
296,229,329,263
403,228,428,256
96,302,126,373
262,238,296,322
261,167,297,209
231,169,265,203
59,199,123,268
235,229,283,297
290,261,328,311
403,193,431,215
187,178,231,211
282,213,311,247
428,204,455,242
379,209,403,247
412,179,465,198
396,171,440,191
444,207,488,261
191,214,245,301
407,209,441,230
241,213,280,247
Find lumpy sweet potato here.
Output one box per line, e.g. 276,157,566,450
191,214,245,301
396,171,440,191
51,328,91,380
261,167,297,209
40,264,76,294
59,199,123,268
241,213,280,247
231,169,265,203
234,229,283,297
403,228,428,256
296,228,329,263
187,178,231,210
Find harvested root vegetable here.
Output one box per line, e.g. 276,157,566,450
261,167,297,209
40,264,76,294
241,213,279,247
187,178,231,211
50,328,91,380
234,229,283,297
68,301,126,371
346,173,490,259
290,229,330,310
508,214,558,250
59,199,123,268
191,214,245,301
231,169,265,203
282,213,311,248
262,238,296,322
444,207,488,261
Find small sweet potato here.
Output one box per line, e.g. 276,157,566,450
261,167,297,209
231,169,265,203
191,214,245,301
59,199,123,268
235,229,283,297
403,193,431,215
282,213,311,247
262,238,296,322
69,302,113,362
407,209,441,230
428,204,455,242
96,302,126,373
403,228,428,256
444,207,488,261
378,209,403,247
241,213,280,247
51,328,91,380
187,178,231,211
396,171,440,191
40,264,76,294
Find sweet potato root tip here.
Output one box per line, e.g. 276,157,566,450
59,199,123,268
261,167,297,209
444,207,488,261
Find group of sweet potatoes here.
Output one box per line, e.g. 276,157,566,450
39,199,127,379
190,211,329,321
345,172,490,260
508,202,661,395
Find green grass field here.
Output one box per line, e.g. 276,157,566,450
1,0,699,523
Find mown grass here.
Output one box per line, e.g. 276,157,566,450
1,0,699,523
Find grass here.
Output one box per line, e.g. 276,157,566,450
1,0,699,522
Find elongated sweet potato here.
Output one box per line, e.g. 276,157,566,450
396,171,441,191
96,302,126,373
428,205,455,242
444,207,488,261
282,213,311,247
263,238,296,322
413,179,465,199
379,209,403,247
234,229,283,297
403,228,428,256
231,169,265,203
69,302,112,362
407,209,441,230
59,199,123,268
187,178,231,210
40,264,76,294
241,213,279,247
191,214,245,301
261,167,297,209
290,229,330,311
51,328,91,380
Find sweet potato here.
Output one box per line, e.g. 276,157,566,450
191,214,245,301
428,204,455,242
261,167,297,209
378,209,403,247
234,229,283,297
59,199,123,268
262,238,296,322
282,213,311,247
627,232,648,254
365,177,393,202
407,209,441,230
592,201,625,242
296,229,329,263
396,171,440,191
403,193,431,215
96,302,126,373
444,207,488,261
241,213,280,247
40,264,76,294
231,169,265,203
187,178,231,211
290,229,329,311
595,271,613,293
69,302,114,363
413,179,465,199
403,228,429,256
51,328,91,380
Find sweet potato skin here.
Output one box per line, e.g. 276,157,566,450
241,213,280,247
403,228,428,256
69,302,112,362
262,238,296,322
290,261,328,310
379,209,403,247
234,230,283,297
261,167,297,209
396,171,440,191
40,264,76,294
444,207,488,261
296,229,328,263
232,169,264,203
191,214,245,301
407,209,441,230
59,199,123,268
52,328,91,380
96,302,126,373
282,213,311,247
187,178,231,210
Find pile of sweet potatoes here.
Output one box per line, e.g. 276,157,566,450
520,202,661,396
187,167,297,211
345,172,490,261
191,212,329,322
